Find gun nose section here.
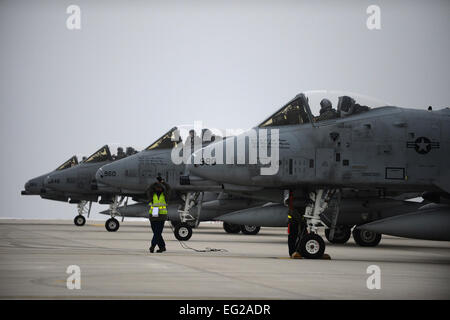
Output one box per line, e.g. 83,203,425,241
95,167,104,182
21,181,31,195
95,164,119,188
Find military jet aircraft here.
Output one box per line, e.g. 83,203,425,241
43,145,140,231
183,90,450,258
22,155,78,203
21,155,112,226
95,127,266,240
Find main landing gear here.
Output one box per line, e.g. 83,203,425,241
73,201,92,227
222,223,261,235
352,228,382,247
324,225,352,244
324,225,382,246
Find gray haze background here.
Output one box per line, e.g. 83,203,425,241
1,0,449,220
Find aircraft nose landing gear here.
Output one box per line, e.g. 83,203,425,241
73,201,91,227
74,215,86,226
299,233,325,259
105,217,120,232
176,192,203,241
299,189,337,259
174,223,193,241
104,196,125,232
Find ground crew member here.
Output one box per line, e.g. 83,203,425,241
316,98,338,122
288,209,307,258
147,177,171,253
287,191,307,258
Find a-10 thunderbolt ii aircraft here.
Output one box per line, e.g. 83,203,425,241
95,126,268,240
181,90,450,258
40,145,141,231
96,104,429,247
21,142,256,236
22,156,79,202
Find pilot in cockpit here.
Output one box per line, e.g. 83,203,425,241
316,98,338,121
115,147,126,160
339,96,370,117
185,130,202,155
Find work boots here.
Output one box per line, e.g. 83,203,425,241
149,245,156,253
157,246,166,253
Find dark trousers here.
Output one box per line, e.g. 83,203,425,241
150,220,166,248
288,220,299,256
288,218,307,256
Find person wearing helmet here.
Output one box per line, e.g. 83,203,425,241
316,98,338,121
184,129,202,163
115,147,126,160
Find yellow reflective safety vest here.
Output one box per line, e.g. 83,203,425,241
149,193,168,216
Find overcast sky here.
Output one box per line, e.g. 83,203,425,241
1,0,449,220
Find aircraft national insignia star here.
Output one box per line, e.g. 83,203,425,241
407,136,440,154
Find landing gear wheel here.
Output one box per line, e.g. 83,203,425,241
325,226,351,244
174,223,192,241
223,222,241,234
74,215,86,227
352,228,381,247
240,225,261,235
299,233,326,259
105,218,120,232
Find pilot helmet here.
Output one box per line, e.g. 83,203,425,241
320,99,332,114
338,96,356,117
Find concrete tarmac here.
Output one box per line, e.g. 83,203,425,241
0,219,449,299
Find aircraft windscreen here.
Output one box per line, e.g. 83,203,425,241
258,97,311,128
84,146,112,163
145,127,182,151
55,156,78,171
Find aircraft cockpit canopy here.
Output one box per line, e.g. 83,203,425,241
55,156,78,171
146,127,182,151
258,90,389,127
258,94,311,128
305,90,388,122
84,145,112,163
